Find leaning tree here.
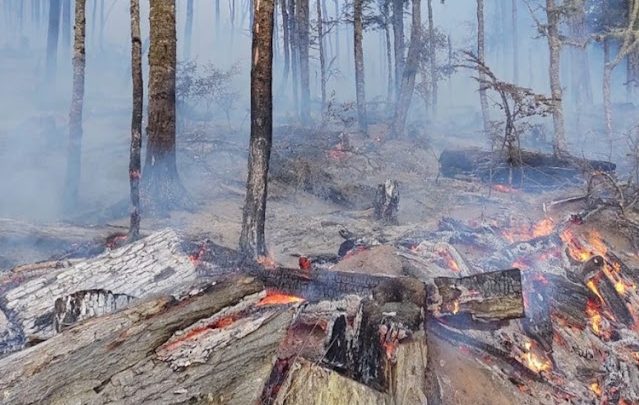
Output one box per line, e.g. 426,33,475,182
142,0,191,215
240,0,276,260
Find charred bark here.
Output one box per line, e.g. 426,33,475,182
353,0,367,133
45,0,61,84
477,0,490,135
143,0,192,216
63,0,86,211
391,0,420,137
373,179,399,225
128,0,143,241
240,0,275,260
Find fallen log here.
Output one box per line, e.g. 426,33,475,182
439,148,616,189
0,276,297,405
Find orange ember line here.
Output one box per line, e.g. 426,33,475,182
160,315,238,352
560,229,607,262
257,292,305,306
382,340,399,361
437,248,460,272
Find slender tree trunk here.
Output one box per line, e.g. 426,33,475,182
392,0,405,98
333,0,339,69
384,2,394,105
288,0,300,118
477,0,490,136
184,0,194,60
61,0,71,54
296,0,311,124
63,0,86,210
280,0,290,86
391,0,420,137
317,0,327,118
240,0,275,260
128,0,143,241
215,0,220,36
143,0,190,215
46,0,61,84
427,0,436,116
99,0,104,49
353,0,367,133
603,38,613,142
546,0,567,155
567,0,592,107
511,0,518,84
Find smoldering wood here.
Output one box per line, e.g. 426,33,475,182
439,148,616,189
0,276,297,405
0,229,199,356
430,268,524,322
373,179,399,224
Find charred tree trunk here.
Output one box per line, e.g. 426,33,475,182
296,0,311,124
477,0,490,136
279,0,290,90
546,0,567,155
240,0,275,260
427,0,436,116
63,0,86,211
61,0,70,54
288,0,300,118
391,0,420,137
317,0,327,118
392,0,405,98
128,0,143,241
184,0,194,60
511,0,518,84
143,0,191,215
353,0,367,133
383,0,393,104
45,0,61,84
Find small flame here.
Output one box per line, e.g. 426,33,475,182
585,298,611,339
560,229,607,262
589,382,602,397
436,247,460,272
532,218,555,238
257,292,305,306
520,341,552,374
158,315,238,352
586,279,605,303
452,301,460,314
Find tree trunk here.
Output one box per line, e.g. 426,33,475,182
99,0,104,49
427,0,437,117
353,0,367,133
63,0,86,211
603,38,613,142
317,0,327,118
477,0,490,136
391,0,420,137
296,0,311,124
240,0,275,260
567,0,592,108
279,0,290,89
333,0,340,70
128,0,143,241
61,0,71,54
384,1,393,105
392,0,404,98
143,0,191,215
511,0,518,84
546,0,567,155
184,0,194,60
45,0,61,84
288,0,300,118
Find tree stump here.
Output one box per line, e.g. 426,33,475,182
374,179,399,225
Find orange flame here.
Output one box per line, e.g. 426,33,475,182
436,247,460,272
585,298,612,339
520,340,552,374
589,382,602,397
532,218,555,238
159,315,238,352
257,292,305,306
560,229,607,262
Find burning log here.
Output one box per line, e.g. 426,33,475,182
439,148,615,189
0,276,297,404
373,179,399,225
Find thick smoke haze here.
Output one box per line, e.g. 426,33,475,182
0,0,636,222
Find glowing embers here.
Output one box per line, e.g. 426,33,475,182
589,382,602,397
435,245,460,273
585,298,612,340
517,339,552,374
560,229,607,263
257,291,305,306
502,217,556,243
188,242,207,265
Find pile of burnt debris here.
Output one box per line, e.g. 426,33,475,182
0,166,638,403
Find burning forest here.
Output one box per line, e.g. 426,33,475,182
1,0,639,404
